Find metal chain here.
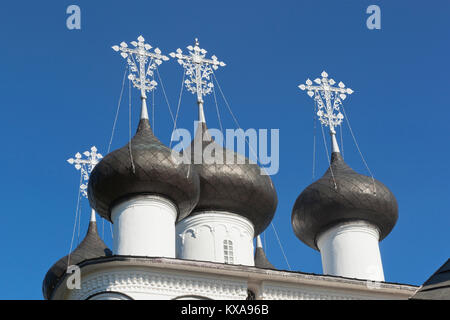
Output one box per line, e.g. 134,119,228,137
169,70,186,149
211,71,291,270
341,105,376,195
312,99,317,180
340,122,345,159
271,222,291,271
68,170,84,266
212,86,224,134
128,78,136,174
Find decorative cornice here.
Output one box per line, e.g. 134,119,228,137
68,268,248,300
52,256,417,300
261,283,359,300
177,211,255,240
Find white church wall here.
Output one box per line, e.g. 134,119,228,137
317,220,385,281
176,211,255,266
111,195,177,257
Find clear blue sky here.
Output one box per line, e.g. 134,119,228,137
0,1,448,299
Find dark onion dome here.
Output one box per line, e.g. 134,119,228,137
292,152,398,250
410,259,450,300
88,119,200,222
254,236,275,269
185,122,277,236
42,218,112,300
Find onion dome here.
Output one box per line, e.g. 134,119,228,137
292,151,398,250
88,118,200,222
187,122,277,235
42,213,112,300
254,236,275,269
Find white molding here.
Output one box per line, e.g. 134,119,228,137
261,282,359,300
67,267,248,300
52,257,417,300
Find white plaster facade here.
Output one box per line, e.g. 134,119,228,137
51,257,417,300
111,195,177,257
317,220,385,281
176,211,255,266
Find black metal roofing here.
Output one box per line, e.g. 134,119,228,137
42,220,112,300
254,247,275,270
185,122,278,236
292,152,398,250
410,259,450,300
88,119,200,222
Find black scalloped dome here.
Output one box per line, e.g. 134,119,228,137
292,152,398,250
185,123,278,235
88,119,200,222
42,220,112,300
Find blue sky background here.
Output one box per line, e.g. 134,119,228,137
0,1,448,299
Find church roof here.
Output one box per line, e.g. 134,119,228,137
254,236,275,269
88,118,200,222
42,218,112,300
410,259,450,300
186,122,278,235
292,151,398,250
254,248,276,270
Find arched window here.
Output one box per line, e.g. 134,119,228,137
86,291,133,300
223,239,234,264
173,295,213,300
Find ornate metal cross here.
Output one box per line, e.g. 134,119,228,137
112,35,169,99
170,38,226,104
298,71,354,134
67,146,103,198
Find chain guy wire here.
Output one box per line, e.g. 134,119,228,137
104,66,128,239
312,98,317,180
169,70,186,149
340,121,344,159
212,86,224,135
271,223,292,271
152,83,155,131
68,170,84,266
128,77,136,174
155,67,177,128
211,72,264,169
77,187,83,244
341,105,376,194
107,65,128,154
211,71,291,270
